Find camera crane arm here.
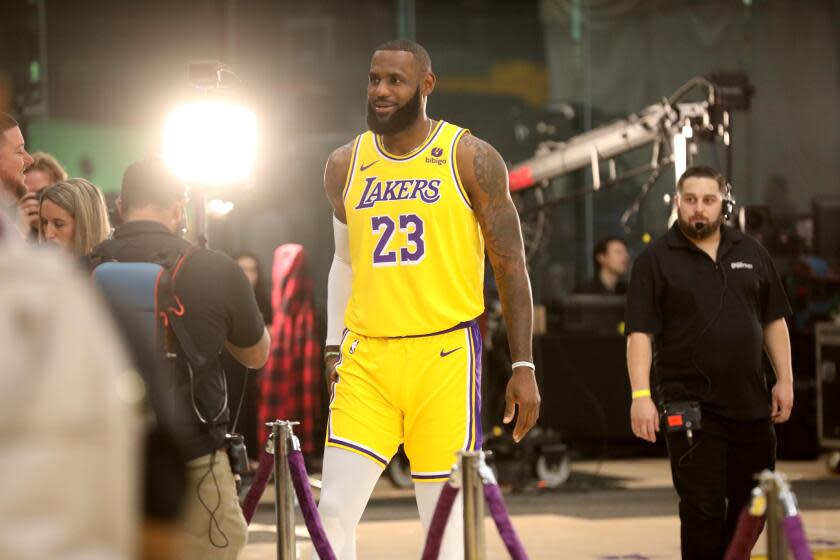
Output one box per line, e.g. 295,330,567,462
507,77,731,194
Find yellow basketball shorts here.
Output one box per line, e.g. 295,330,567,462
326,321,482,482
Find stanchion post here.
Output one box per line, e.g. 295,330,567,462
759,471,788,560
461,451,486,560
268,420,300,560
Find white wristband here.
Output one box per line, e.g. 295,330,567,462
511,361,536,371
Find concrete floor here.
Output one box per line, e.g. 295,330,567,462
242,458,840,559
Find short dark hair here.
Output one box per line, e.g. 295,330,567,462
0,113,19,145
373,39,432,73
593,236,627,271
119,157,187,212
677,166,727,194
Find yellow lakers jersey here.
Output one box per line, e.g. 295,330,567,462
343,120,485,337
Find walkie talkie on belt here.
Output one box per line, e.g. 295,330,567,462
662,401,702,446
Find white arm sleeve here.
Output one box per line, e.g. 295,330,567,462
326,215,352,346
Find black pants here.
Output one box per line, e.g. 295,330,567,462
664,410,776,560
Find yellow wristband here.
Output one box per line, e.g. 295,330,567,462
632,389,651,399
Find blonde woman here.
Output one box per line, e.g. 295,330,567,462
20,152,68,236
39,179,111,256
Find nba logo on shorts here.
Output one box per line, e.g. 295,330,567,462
349,340,359,354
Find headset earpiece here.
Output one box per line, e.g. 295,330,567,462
722,182,735,220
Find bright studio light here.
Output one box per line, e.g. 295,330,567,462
163,100,257,186
207,199,235,216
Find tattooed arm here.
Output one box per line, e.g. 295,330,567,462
457,132,540,442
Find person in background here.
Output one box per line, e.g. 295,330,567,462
626,166,793,559
0,112,33,215
234,251,272,325
89,157,270,560
576,236,630,294
0,206,142,559
39,178,111,257
19,152,67,238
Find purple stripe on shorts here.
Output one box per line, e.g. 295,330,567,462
470,322,483,449
327,436,388,466
465,328,476,451
412,472,451,480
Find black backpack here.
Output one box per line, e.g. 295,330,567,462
91,246,228,425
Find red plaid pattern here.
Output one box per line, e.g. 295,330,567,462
258,244,321,457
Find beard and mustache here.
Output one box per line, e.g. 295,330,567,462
1,174,28,201
12,180,27,199
677,212,724,240
366,86,422,135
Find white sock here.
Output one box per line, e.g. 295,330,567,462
315,447,383,560
415,481,464,560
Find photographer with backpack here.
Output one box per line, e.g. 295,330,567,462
90,157,270,560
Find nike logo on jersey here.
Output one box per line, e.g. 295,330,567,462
440,347,462,357
360,160,378,172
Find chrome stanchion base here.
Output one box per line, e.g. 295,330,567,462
266,420,300,560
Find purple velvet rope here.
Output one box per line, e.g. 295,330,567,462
783,515,814,560
484,483,529,560
241,450,274,524
288,449,337,560
421,482,460,560
723,507,765,560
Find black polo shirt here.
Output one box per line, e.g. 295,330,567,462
574,276,628,295
90,220,265,459
625,224,791,420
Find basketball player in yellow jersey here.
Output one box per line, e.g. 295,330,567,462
317,40,540,560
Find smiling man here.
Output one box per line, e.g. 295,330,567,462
625,166,794,559
0,113,34,206
318,40,540,559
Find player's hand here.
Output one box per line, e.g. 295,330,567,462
771,380,793,424
17,192,39,233
630,397,659,443
503,366,540,443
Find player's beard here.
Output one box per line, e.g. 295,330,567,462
366,86,422,135
677,212,724,240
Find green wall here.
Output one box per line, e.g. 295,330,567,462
26,118,156,193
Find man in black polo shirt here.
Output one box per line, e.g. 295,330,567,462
90,158,270,560
625,166,793,559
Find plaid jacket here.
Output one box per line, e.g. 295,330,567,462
258,244,321,456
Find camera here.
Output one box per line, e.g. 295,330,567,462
225,432,250,477
662,401,702,432
662,401,702,445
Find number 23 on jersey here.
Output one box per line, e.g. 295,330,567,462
371,214,425,266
